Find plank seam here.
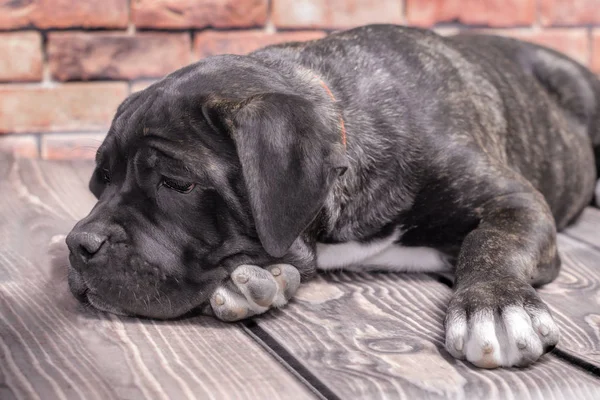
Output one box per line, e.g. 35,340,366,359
550,349,600,378
426,272,454,287
241,321,342,400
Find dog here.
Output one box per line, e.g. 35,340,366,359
65,25,600,369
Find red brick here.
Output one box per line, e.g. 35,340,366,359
132,0,267,29
540,0,600,26
194,30,327,58
406,0,535,27
273,0,402,29
0,136,39,158
593,31,600,73
0,0,127,29
0,32,43,82
489,29,590,66
0,83,128,134
48,33,191,81
41,133,106,160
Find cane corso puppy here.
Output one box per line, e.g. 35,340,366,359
66,25,600,368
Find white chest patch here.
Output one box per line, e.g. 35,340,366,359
316,230,451,273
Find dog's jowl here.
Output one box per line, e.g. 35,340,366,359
65,25,600,368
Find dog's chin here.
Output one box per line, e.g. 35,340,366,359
67,265,209,319
68,267,126,315
86,293,129,316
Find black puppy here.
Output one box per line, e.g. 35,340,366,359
66,25,600,368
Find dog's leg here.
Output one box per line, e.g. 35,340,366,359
445,192,560,368
205,264,301,321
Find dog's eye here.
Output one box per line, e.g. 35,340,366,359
162,178,195,194
100,168,110,184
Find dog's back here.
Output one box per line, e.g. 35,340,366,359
521,39,600,205
450,33,600,209
257,25,599,229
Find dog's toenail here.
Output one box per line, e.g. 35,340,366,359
517,341,526,349
215,294,225,306
271,267,281,276
540,325,549,336
455,338,464,352
482,344,494,354
236,274,249,284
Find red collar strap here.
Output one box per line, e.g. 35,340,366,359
316,78,347,148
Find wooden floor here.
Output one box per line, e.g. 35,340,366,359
1,154,599,400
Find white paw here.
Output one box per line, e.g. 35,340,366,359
445,306,559,368
205,264,301,322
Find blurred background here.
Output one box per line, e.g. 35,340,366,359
0,0,599,160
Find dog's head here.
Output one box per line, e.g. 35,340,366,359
65,55,347,319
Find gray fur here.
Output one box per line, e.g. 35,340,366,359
65,25,599,356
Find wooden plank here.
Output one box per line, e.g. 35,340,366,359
536,234,600,369
256,271,600,399
0,156,314,400
4,155,599,399
564,207,600,250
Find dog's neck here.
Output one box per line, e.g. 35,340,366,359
252,50,421,243
314,75,347,149
250,52,346,147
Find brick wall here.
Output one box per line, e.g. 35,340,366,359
1,0,599,159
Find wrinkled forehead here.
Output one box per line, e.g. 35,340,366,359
96,99,237,184
95,130,195,176
97,87,188,158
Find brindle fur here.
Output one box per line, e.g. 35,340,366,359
67,25,599,325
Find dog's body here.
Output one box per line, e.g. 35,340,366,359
296,27,598,269
66,25,600,369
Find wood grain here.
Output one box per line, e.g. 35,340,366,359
257,271,600,399
536,234,600,369
0,156,314,400
564,207,600,250
2,155,600,399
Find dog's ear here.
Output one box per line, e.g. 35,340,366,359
206,93,347,257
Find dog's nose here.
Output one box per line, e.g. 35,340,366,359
66,231,107,262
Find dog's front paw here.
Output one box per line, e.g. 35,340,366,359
444,281,559,368
206,264,301,322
